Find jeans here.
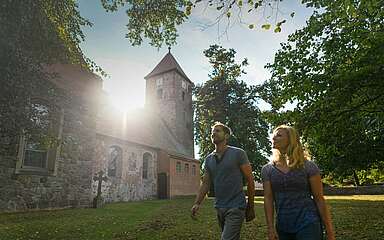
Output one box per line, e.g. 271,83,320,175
277,221,323,240
216,208,245,240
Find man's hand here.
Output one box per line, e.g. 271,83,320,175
191,204,200,219
245,203,255,222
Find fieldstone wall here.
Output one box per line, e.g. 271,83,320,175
323,185,384,195
0,92,98,212
0,65,102,212
92,134,158,203
145,71,194,157
173,72,194,157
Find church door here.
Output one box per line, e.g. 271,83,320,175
158,172,168,199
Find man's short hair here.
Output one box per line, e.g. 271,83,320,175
212,121,232,136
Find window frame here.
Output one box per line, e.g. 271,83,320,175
192,164,196,176
157,88,163,99
156,77,163,87
184,163,189,175
142,152,152,180
107,145,123,177
176,161,182,174
15,100,64,176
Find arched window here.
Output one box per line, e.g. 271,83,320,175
192,165,196,176
157,89,163,99
108,146,122,177
176,161,182,174
142,152,152,179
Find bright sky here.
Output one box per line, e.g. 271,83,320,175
78,1,314,113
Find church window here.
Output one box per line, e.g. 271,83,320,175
156,77,163,87
128,152,138,172
16,101,64,175
176,161,182,173
192,165,196,176
108,146,122,177
182,91,185,101
142,152,152,179
23,103,50,169
184,163,189,175
182,80,186,89
157,89,163,99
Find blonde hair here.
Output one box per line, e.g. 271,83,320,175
272,125,308,169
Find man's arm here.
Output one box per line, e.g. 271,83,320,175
191,171,210,217
240,163,255,222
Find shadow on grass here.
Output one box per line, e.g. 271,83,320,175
0,196,383,240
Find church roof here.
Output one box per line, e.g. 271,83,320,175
145,50,192,83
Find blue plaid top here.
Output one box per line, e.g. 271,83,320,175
261,160,321,233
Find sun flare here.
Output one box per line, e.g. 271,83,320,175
106,91,145,114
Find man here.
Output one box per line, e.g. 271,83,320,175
191,122,255,240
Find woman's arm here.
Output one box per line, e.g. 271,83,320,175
263,181,278,240
309,174,335,240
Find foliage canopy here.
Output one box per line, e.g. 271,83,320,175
0,0,95,153
261,0,384,184
194,45,271,179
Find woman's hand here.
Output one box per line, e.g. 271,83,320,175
326,231,335,240
267,228,279,240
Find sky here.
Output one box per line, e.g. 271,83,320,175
77,1,315,113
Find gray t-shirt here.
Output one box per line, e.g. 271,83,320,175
204,146,249,209
261,160,321,233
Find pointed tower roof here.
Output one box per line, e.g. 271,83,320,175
145,49,192,83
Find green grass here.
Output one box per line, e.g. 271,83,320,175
0,195,383,240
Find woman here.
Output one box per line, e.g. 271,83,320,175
261,125,335,240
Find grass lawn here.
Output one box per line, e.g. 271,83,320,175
0,195,383,240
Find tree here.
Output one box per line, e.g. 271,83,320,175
100,0,292,47
194,45,270,180
260,0,384,185
0,1,97,154
1,0,289,156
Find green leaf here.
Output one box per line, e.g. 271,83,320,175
274,26,281,33
261,24,271,30
248,24,254,29
290,12,295,18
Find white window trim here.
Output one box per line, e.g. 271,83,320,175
15,108,64,176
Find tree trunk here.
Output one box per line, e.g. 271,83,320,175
353,170,360,186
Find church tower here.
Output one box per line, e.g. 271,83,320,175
144,49,194,157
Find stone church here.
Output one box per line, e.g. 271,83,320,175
0,51,200,212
